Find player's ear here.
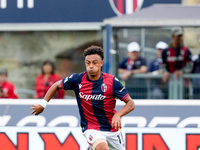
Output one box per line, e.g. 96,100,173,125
101,60,104,66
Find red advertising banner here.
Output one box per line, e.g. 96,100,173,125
1,127,200,150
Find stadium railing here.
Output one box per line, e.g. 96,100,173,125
120,73,200,100
16,74,199,99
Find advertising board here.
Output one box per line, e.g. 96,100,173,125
0,100,199,150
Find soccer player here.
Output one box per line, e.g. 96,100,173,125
31,46,135,150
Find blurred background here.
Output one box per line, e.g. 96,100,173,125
0,0,200,99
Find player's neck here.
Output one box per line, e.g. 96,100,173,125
87,72,102,81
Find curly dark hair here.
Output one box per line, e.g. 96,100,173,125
83,46,104,60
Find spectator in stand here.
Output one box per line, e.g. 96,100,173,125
148,41,168,99
161,27,193,82
35,60,65,99
0,67,18,99
118,41,147,80
118,41,147,99
148,41,168,75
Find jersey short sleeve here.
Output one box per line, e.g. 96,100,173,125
62,73,78,90
113,77,129,101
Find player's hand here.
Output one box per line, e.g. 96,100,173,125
31,104,44,115
111,113,121,129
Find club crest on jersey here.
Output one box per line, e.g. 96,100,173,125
109,0,144,15
101,83,107,92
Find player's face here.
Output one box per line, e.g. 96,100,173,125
85,54,103,77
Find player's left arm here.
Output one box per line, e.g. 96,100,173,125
112,77,135,129
111,96,135,129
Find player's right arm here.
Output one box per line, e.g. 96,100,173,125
31,73,79,115
31,80,62,115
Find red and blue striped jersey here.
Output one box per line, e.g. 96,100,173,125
161,46,192,73
62,72,129,132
